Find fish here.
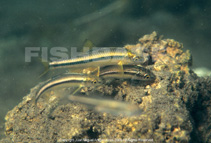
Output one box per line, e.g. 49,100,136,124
35,73,102,105
69,95,143,117
98,65,156,82
49,48,146,73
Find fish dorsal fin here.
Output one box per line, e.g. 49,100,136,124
82,39,95,53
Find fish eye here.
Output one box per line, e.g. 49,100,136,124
92,80,97,84
144,74,150,79
133,57,139,61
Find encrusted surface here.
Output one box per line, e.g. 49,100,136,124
1,32,210,143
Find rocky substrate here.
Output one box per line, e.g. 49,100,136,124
1,32,210,143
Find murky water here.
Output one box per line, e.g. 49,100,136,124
0,0,211,140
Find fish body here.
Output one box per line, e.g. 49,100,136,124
69,95,142,117
98,65,156,82
35,73,101,104
49,48,145,71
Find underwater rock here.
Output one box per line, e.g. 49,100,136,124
1,32,211,143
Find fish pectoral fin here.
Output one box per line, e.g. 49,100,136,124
97,66,100,77
117,61,124,77
70,85,83,96
83,67,98,75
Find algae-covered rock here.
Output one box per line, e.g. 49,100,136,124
1,32,211,143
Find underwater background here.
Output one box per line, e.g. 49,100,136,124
0,0,210,139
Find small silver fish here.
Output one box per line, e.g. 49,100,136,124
69,95,143,117
49,48,145,70
35,73,102,105
98,65,156,83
